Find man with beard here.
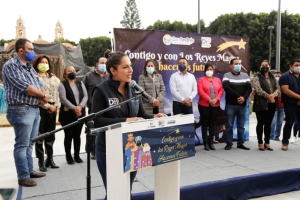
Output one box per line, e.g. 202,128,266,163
279,59,300,151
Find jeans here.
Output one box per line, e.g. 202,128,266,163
6,106,40,180
225,104,246,146
173,101,193,115
282,105,300,144
270,107,284,140
95,148,136,199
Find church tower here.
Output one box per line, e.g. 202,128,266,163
16,16,26,39
55,20,64,39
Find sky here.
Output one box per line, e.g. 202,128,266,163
0,0,299,43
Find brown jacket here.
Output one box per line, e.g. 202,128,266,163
138,74,166,114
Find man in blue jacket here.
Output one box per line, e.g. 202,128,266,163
279,59,300,151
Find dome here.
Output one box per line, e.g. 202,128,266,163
33,35,50,44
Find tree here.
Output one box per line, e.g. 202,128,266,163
206,11,300,72
79,36,111,66
146,20,206,33
0,39,15,46
53,38,78,46
122,0,142,29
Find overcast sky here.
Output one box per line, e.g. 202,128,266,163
0,0,298,43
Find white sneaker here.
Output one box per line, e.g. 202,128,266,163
290,137,296,143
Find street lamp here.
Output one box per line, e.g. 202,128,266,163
268,26,274,64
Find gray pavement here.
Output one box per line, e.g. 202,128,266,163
1,113,300,199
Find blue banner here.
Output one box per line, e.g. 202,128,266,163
122,123,195,173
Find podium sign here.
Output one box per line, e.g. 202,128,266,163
123,123,195,173
104,114,194,200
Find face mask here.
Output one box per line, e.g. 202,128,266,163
260,66,269,72
38,63,49,73
146,67,154,75
98,64,106,72
178,64,186,72
233,65,241,72
275,77,279,81
67,72,76,80
205,70,213,77
25,51,36,62
294,66,300,74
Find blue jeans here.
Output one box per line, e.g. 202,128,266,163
225,104,246,146
270,107,284,140
6,106,40,180
95,148,136,199
282,105,300,144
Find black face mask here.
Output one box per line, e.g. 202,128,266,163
260,66,269,72
67,72,76,80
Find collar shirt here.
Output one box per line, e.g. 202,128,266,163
169,71,197,102
2,55,43,105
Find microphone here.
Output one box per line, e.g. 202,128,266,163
129,80,151,100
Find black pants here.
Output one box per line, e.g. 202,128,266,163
35,108,57,160
64,123,84,158
198,105,219,142
173,101,193,115
255,103,276,144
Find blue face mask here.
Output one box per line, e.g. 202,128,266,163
179,64,186,72
146,67,154,75
25,51,36,62
233,65,241,72
98,64,106,72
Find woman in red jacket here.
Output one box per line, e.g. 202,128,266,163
198,63,224,150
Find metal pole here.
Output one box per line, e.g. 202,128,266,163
269,29,272,63
197,0,201,34
275,0,281,72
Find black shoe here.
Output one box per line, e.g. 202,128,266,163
45,157,59,168
74,156,83,163
224,144,232,150
204,142,210,151
208,142,215,150
237,144,250,150
38,160,47,172
66,156,75,165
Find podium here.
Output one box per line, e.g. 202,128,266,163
93,114,195,200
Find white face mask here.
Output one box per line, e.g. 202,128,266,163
205,70,213,77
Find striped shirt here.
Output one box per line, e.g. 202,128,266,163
222,71,252,105
2,55,43,105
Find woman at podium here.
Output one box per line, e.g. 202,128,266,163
91,51,166,199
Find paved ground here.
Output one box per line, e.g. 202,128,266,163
1,113,300,199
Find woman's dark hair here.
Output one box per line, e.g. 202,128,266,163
33,55,52,78
261,59,270,66
142,59,158,76
106,51,127,78
104,49,112,59
204,63,214,72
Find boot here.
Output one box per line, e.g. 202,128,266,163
38,159,47,172
45,155,59,168
203,142,210,151
66,154,75,165
202,126,209,151
208,124,215,150
74,138,83,163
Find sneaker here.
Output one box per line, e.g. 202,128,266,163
290,137,296,143
281,144,288,151
224,144,232,150
18,178,37,187
237,144,250,150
